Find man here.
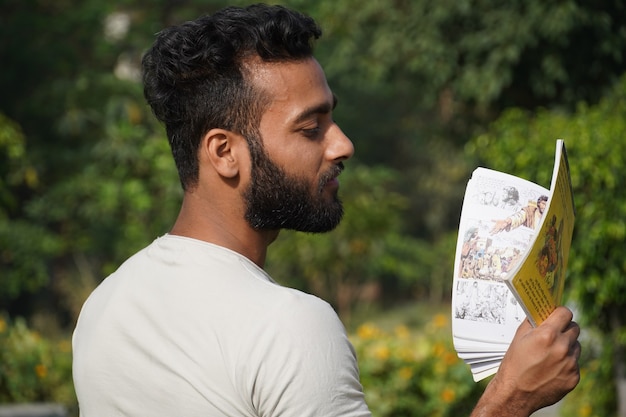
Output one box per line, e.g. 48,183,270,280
499,186,521,210
72,5,580,416
491,195,549,234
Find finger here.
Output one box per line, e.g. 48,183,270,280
542,306,574,331
563,320,581,338
514,318,533,336
571,340,582,359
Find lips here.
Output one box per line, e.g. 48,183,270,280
319,163,344,191
326,177,339,187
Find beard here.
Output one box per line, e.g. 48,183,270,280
242,137,345,233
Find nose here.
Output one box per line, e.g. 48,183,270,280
326,123,354,162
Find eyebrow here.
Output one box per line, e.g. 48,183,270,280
292,94,338,125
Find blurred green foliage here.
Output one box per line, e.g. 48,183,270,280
297,0,624,108
0,114,62,301
351,314,486,416
561,327,617,417
0,315,74,410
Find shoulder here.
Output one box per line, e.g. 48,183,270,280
240,290,369,417
248,285,347,348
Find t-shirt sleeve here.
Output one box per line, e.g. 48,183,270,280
238,292,371,417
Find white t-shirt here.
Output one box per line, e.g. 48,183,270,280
73,235,371,417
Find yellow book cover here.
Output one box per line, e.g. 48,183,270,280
505,140,576,326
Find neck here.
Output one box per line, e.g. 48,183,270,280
169,192,279,268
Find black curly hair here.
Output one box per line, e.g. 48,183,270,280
142,4,322,190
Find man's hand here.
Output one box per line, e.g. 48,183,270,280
490,218,511,235
471,306,581,417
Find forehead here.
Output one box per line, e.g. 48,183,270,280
245,57,334,121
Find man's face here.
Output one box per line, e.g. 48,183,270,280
242,58,354,232
243,136,345,232
538,199,547,214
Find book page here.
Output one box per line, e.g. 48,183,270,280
452,168,550,345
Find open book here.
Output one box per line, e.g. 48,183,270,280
451,140,575,381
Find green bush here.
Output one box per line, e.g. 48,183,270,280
560,329,617,417
0,314,75,410
351,313,486,416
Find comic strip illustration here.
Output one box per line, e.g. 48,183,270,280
452,168,550,342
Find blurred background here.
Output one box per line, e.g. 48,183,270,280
1,0,625,415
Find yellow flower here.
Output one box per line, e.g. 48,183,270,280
434,361,447,375
35,364,47,379
0,317,6,333
394,325,410,339
398,366,413,381
433,342,446,357
441,387,456,403
397,346,416,362
58,340,72,353
356,323,380,340
433,314,448,329
126,102,143,125
373,345,390,361
25,166,39,188
578,404,592,417
444,352,459,365
349,239,368,254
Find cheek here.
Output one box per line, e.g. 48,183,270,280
270,146,323,177
257,132,325,179
236,146,254,186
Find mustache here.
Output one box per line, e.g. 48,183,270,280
318,162,345,190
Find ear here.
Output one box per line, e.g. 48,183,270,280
199,129,245,179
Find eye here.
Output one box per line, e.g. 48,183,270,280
301,126,321,139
